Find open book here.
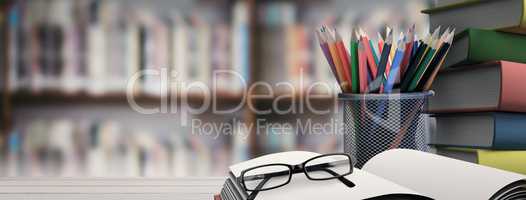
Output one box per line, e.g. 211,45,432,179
220,149,526,200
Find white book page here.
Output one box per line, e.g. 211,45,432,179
255,169,424,200
362,149,526,200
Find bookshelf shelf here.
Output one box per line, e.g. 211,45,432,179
9,91,244,105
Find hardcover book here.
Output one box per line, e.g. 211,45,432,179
428,61,526,113
423,0,526,35
443,29,526,68
437,147,526,175
431,112,526,149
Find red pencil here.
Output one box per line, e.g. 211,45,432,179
335,31,353,91
359,28,378,78
377,32,384,52
358,42,368,93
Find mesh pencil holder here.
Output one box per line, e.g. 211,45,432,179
339,91,433,168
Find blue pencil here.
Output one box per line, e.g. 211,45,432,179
385,33,406,93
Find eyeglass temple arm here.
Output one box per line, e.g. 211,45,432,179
319,168,355,187
304,162,354,187
247,176,271,200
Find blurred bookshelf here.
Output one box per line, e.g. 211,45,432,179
0,0,431,177
9,91,244,105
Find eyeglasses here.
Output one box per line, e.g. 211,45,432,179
239,153,355,200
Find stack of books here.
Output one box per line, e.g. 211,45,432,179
424,0,526,175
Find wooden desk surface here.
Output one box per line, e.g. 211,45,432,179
0,177,225,200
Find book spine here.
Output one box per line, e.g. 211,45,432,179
430,61,526,113
498,61,526,112
521,0,526,28
493,113,526,149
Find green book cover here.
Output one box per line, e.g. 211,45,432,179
422,0,526,34
450,29,526,67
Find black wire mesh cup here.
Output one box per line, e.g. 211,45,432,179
339,91,433,168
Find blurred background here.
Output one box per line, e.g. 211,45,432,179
0,0,432,177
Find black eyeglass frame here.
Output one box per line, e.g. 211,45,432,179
239,153,354,192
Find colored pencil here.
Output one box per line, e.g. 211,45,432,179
400,25,415,81
358,42,368,93
315,25,454,94
367,29,392,93
422,29,455,90
315,30,340,85
385,33,406,93
377,32,384,52
335,30,354,92
325,28,350,92
407,27,442,91
383,27,395,92
350,30,360,93
369,40,380,65
360,28,378,78
400,34,430,92
413,27,451,91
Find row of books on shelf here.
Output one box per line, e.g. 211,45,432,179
4,0,355,97
256,1,353,94
1,116,341,177
425,0,526,175
5,0,250,96
3,118,246,177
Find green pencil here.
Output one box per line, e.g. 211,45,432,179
368,40,379,65
350,29,359,93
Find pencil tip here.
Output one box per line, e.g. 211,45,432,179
432,26,441,38
447,29,455,43
434,25,441,33
386,31,393,43
350,27,356,40
377,32,383,41
315,30,322,43
398,32,405,46
442,26,449,35
359,27,365,36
